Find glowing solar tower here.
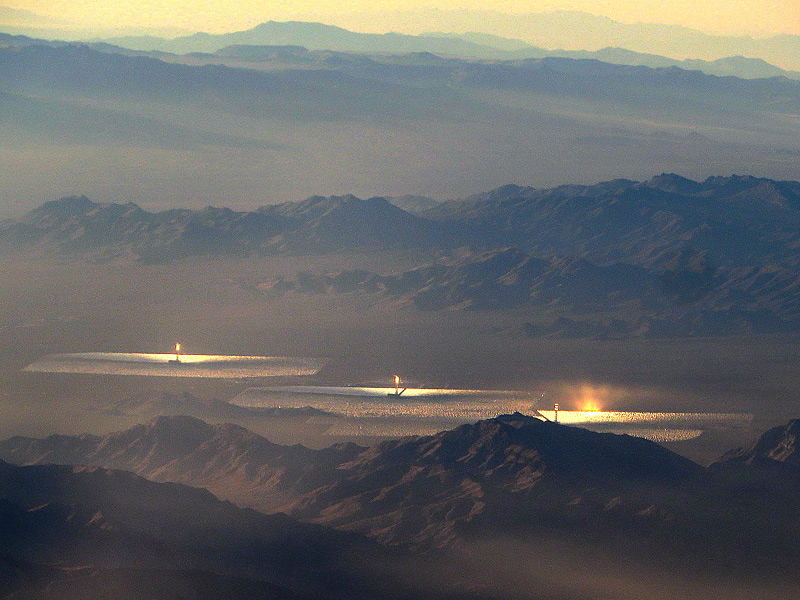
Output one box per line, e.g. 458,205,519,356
387,375,406,398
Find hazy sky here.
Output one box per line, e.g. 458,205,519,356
5,1,800,36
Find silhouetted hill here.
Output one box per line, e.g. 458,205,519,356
0,414,703,547
0,459,396,599
711,418,800,489
6,415,800,581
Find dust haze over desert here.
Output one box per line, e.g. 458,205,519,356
2,2,800,599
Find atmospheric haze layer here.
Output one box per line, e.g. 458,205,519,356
1,25,800,212
2,8,800,600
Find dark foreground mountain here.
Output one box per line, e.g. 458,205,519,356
715,418,800,468
0,414,700,545
5,415,800,595
710,418,800,493
1,414,794,570
0,459,399,600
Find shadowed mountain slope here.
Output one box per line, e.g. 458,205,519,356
0,459,400,600
5,415,800,580
0,415,363,512
710,419,800,493
0,414,704,547
716,418,800,468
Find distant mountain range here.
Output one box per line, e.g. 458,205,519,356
1,36,800,209
92,20,800,80
0,194,451,257
7,40,799,116
332,10,800,71
5,175,800,337
4,9,800,70
3,413,800,582
104,21,520,58
6,20,800,81
5,174,800,265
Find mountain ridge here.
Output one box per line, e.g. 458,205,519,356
2,39,800,209
6,175,800,337
7,174,800,263
0,413,705,547
0,457,396,599
91,18,800,75
4,415,800,584
335,10,800,70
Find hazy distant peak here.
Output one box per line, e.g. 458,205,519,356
700,174,773,196
0,5,69,28
252,20,350,34
643,173,703,194
385,194,440,214
37,195,95,215
29,196,147,221
283,194,405,219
